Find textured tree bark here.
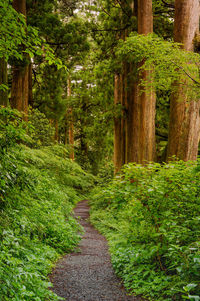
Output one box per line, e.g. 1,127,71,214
0,58,8,106
11,0,29,121
167,0,200,161
138,0,153,34
138,0,156,163
11,64,29,119
114,0,156,170
127,0,156,164
12,0,26,13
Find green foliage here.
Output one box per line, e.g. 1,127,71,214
0,110,94,300
116,33,200,97
28,108,55,147
0,0,27,61
0,0,64,67
90,161,200,300
30,0,90,122
156,92,170,161
65,60,114,174
0,107,30,152
34,65,68,122
152,0,174,39
96,160,114,185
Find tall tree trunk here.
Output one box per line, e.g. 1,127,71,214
114,73,123,173
0,58,8,106
167,0,200,161
54,119,59,142
67,78,74,160
121,29,128,165
11,0,29,121
64,121,68,145
127,0,156,164
114,0,156,170
69,109,74,160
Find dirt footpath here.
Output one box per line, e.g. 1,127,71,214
50,200,142,301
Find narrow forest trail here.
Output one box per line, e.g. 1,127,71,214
50,200,142,301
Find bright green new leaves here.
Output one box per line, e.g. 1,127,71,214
0,0,27,60
0,0,64,68
116,33,200,98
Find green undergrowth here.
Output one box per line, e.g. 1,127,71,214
0,143,94,300
90,161,200,301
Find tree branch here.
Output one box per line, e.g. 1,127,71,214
172,61,200,86
161,0,175,9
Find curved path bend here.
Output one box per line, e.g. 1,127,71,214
50,200,142,301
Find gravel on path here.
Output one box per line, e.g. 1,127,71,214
50,200,143,301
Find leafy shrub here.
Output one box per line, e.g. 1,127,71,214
27,108,55,147
0,106,29,152
0,111,94,300
90,161,200,300
96,160,114,185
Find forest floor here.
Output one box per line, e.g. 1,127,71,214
50,200,143,301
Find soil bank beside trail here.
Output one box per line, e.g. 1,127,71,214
50,200,142,301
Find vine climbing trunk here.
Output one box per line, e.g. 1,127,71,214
11,0,29,121
167,0,200,161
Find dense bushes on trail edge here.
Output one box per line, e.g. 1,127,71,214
0,144,94,300
90,161,200,301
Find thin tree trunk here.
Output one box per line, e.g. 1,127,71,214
67,78,74,160
114,73,122,173
167,0,200,161
11,0,29,121
64,121,68,145
54,120,59,142
69,108,74,160
123,60,128,164
0,58,8,106
126,2,137,163
121,29,128,165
